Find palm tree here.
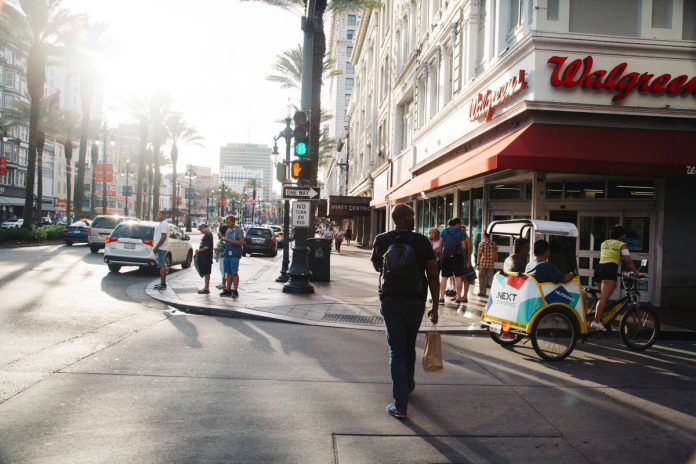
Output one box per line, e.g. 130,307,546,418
53,109,80,222
165,112,204,218
0,0,78,228
71,19,109,219
118,93,172,219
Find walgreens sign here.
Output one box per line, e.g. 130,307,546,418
469,70,528,121
548,55,696,102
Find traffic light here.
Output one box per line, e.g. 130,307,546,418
290,159,311,181
293,111,309,157
275,162,287,182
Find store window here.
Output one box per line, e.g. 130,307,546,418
623,217,650,253
579,216,619,252
547,0,559,20
348,14,357,26
565,182,606,199
608,181,654,199
546,182,563,200
347,29,355,40
569,0,640,37
489,183,523,200
345,78,354,90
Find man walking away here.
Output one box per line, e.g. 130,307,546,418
371,204,440,420
220,215,245,297
476,232,498,297
152,210,170,290
195,224,214,294
215,224,228,290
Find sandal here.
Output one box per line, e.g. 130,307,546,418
197,289,210,294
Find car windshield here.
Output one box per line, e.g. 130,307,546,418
247,228,271,237
111,224,155,240
92,216,123,229
69,221,89,227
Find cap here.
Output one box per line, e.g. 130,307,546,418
197,223,209,230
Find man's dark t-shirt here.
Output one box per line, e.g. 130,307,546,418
371,230,436,300
525,258,566,284
200,232,214,263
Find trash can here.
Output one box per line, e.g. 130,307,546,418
307,238,332,282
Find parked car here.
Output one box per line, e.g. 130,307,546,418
1,218,23,229
88,214,138,253
63,220,91,246
266,225,285,246
243,226,278,257
40,217,52,225
103,221,193,273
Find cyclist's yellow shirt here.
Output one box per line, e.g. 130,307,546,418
600,239,625,264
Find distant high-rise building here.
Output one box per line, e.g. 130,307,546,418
219,143,272,199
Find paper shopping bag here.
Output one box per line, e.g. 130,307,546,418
422,331,443,373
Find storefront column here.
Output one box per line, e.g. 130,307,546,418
354,216,363,245
530,172,546,220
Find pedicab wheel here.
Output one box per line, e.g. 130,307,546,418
489,331,523,346
531,308,578,361
620,304,659,351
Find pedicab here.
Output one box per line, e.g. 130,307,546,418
480,219,658,361
480,219,589,361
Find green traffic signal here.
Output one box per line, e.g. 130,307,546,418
294,141,308,156
293,111,309,158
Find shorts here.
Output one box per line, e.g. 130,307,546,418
156,249,167,268
219,259,225,276
594,262,619,283
223,256,240,275
198,258,212,275
441,254,464,277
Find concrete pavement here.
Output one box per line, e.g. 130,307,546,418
147,241,696,336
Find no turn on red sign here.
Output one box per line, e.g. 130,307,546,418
292,201,310,228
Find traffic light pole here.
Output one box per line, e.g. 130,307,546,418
283,5,315,295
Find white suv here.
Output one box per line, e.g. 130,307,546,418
89,215,138,253
103,221,193,273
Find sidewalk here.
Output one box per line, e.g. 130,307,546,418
146,242,696,337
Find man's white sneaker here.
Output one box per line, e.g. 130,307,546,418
590,320,607,332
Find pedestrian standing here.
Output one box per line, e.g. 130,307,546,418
219,215,245,298
152,210,170,291
437,218,467,306
371,204,440,419
215,224,228,290
345,226,353,246
195,224,214,294
334,226,345,253
476,232,498,297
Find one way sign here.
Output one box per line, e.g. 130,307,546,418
282,186,321,200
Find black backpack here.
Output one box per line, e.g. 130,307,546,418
379,232,423,296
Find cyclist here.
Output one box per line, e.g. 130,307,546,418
591,225,642,332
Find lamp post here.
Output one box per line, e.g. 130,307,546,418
122,159,132,216
273,107,293,283
101,124,115,214
185,164,196,232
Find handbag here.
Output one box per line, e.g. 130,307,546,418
465,265,477,283
422,331,444,373
193,253,204,277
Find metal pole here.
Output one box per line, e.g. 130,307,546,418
284,5,316,294
124,163,130,216
186,164,193,232
276,118,293,283
102,126,107,214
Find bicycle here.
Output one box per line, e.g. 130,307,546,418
583,271,659,351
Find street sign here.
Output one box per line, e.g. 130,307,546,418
122,185,133,196
282,185,320,200
292,201,310,227
185,187,195,200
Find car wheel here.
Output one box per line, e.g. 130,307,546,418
182,250,193,269
90,245,99,253
271,248,278,257
65,241,73,246
108,263,121,273
165,253,173,270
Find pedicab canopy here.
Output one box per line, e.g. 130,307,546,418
486,219,578,239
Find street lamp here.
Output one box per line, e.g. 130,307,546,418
273,103,294,283
122,159,133,216
185,164,196,232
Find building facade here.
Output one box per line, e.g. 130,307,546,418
219,143,272,200
346,0,696,310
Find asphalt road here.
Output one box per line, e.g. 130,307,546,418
1,242,696,463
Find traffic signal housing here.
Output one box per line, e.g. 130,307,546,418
293,111,309,157
275,162,287,182
290,159,311,181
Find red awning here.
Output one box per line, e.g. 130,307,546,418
389,123,696,201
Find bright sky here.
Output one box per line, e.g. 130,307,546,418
63,0,304,174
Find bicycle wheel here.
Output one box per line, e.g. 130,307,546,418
531,308,578,361
620,304,659,351
489,331,523,346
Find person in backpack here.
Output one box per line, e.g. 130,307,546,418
438,218,468,307
371,203,440,420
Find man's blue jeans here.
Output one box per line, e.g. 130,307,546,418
380,294,426,411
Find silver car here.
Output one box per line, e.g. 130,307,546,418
103,221,193,273
88,215,138,253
